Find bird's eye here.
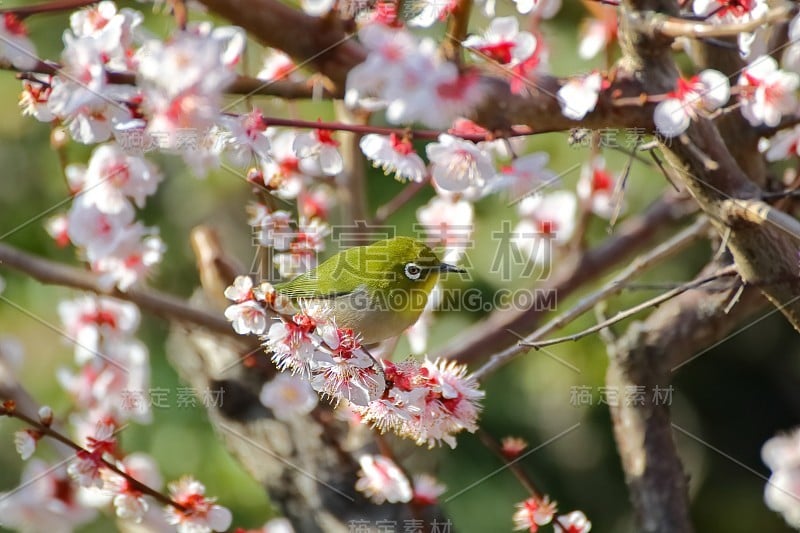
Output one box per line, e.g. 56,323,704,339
404,262,422,280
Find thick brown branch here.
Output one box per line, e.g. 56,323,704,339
607,261,767,533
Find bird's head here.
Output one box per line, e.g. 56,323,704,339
361,236,464,290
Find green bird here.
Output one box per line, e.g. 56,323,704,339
274,236,464,344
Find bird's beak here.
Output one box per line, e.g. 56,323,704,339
438,263,465,274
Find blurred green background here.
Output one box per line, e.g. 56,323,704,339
0,1,799,532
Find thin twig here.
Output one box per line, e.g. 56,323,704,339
518,266,738,351
0,401,186,512
472,217,710,380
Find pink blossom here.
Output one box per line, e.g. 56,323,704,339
578,14,617,60
654,70,730,137
417,194,473,263
58,295,140,364
260,130,310,199
514,0,561,17
259,373,319,420
513,496,557,532
693,0,768,56
136,29,241,149
557,72,604,120
761,125,800,161
494,152,558,200
293,128,343,176
0,13,38,70
14,429,39,460
19,75,55,122
412,474,446,505
91,224,165,291
78,143,163,214
355,455,412,504
555,510,592,533
102,453,162,523
218,109,272,168
463,17,536,66
513,191,577,265
66,197,135,262
738,55,799,127
68,1,143,71
426,134,494,193
45,214,70,248
577,156,618,219
257,49,301,82
165,476,232,533
360,133,427,182
225,301,268,335
408,0,458,27
762,428,800,527
0,459,97,531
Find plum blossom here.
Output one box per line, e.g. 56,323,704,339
68,1,143,71
738,55,799,128
68,419,117,488
293,127,343,176
74,143,163,214
272,218,330,278
136,28,242,149
515,0,561,17
493,152,558,200
501,436,528,459
259,373,319,420
407,0,458,28
345,25,419,110
66,197,135,262
14,429,39,460
417,194,474,263
359,133,427,182
346,26,483,127
224,285,268,336
513,191,577,265
412,474,446,505
260,130,311,198
557,72,604,120
165,477,233,533
218,109,271,168
257,49,301,82
782,14,800,73
554,510,592,532
48,35,135,144
355,455,412,504
57,339,152,423
513,496,557,532
463,17,536,66
19,75,55,122
762,428,800,528
653,70,730,137
761,125,800,161
426,134,494,193
45,214,70,248
101,453,162,523
577,156,618,219
578,9,617,60
353,358,484,448
0,13,38,70
0,459,97,532
91,223,165,291
58,295,140,364
693,0,768,57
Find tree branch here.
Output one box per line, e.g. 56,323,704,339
0,242,236,339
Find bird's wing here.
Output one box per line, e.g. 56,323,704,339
275,274,364,300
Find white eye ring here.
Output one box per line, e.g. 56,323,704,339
404,262,422,280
